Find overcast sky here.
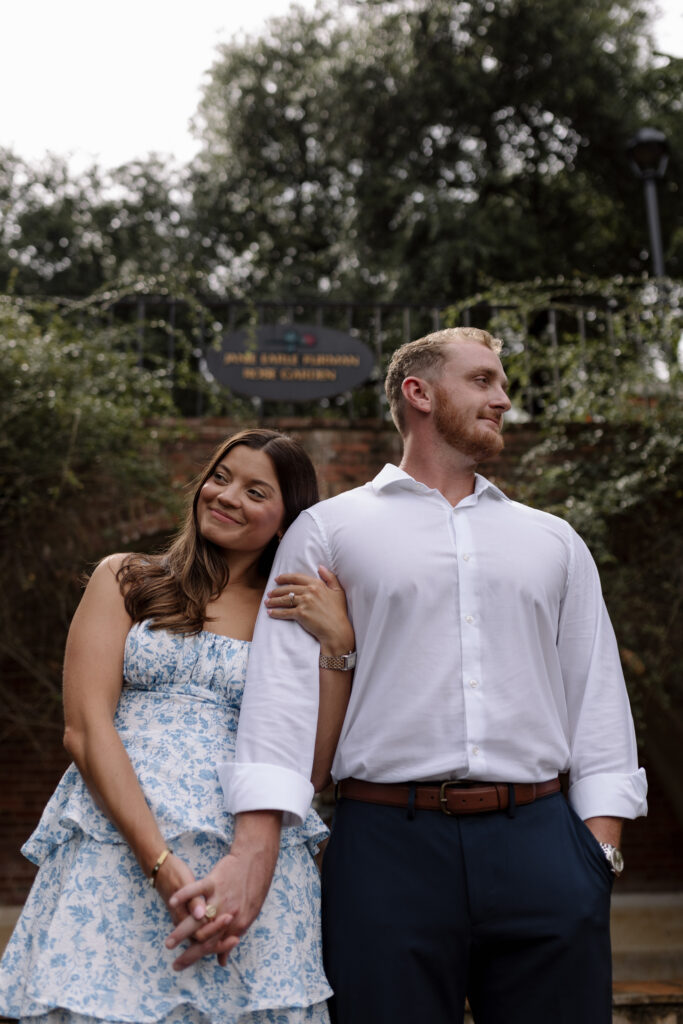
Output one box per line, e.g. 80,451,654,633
2,0,682,172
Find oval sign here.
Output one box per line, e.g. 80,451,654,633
204,323,375,401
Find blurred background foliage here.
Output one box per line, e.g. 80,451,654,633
0,0,681,737
0,296,181,737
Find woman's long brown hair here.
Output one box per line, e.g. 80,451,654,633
116,429,320,635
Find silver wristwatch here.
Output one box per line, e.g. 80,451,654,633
319,650,357,671
599,842,624,876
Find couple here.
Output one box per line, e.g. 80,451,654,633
0,327,647,1024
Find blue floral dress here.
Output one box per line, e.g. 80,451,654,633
0,622,332,1023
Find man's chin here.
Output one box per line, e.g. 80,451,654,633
433,403,505,461
468,430,504,462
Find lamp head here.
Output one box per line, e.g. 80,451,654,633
626,127,669,180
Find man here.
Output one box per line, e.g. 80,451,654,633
172,327,647,1024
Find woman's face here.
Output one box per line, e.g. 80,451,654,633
196,445,285,557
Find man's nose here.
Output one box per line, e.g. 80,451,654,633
493,386,511,411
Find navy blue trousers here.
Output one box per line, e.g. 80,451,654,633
321,791,613,1024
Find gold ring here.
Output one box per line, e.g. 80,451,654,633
204,904,218,921
288,591,296,607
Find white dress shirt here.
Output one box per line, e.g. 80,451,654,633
219,465,647,826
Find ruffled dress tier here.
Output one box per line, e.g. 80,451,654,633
0,621,331,1023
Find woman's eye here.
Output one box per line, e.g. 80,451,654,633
248,489,266,499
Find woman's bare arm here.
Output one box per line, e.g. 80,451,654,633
62,556,208,922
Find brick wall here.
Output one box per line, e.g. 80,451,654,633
1,726,69,904
2,419,681,903
162,416,531,501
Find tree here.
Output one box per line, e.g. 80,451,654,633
190,0,682,303
0,151,199,297
0,295,180,739
2,2,680,307
190,6,358,297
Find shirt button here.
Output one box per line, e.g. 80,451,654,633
462,553,471,561
465,615,474,624
469,679,478,688
472,746,480,755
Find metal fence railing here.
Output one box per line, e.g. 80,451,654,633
66,282,683,423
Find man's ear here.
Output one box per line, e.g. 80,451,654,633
401,376,433,415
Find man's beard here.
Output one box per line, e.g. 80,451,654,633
433,383,505,462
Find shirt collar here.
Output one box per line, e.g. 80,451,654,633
371,463,509,504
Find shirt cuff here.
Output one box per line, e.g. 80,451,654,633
568,768,648,821
218,761,314,828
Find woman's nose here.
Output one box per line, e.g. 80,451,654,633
217,483,241,505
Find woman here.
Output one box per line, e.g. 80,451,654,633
0,429,354,1024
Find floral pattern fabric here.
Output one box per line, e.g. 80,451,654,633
0,621,331,1023
24,1003,330,1024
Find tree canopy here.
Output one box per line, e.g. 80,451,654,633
0,0,681,303
189,0,683,302
0,152,200,297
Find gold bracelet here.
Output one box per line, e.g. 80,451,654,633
149,847,172,887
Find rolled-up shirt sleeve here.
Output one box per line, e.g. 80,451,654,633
219,510,330,826
559,529,648,820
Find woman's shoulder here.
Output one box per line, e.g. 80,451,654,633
97,552,133,575
86,552,141,588
86,551,162,599
70,554,135,627
95,551,162,580
81,552,129,590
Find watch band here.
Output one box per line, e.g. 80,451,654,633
319,650,357,671
599,842,624,876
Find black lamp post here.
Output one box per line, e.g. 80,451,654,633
626,126,669,277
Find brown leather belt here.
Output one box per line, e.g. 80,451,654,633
336,777,561,815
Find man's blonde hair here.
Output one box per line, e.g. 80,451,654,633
384,327,503,435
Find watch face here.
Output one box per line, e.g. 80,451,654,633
612,849,624,874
